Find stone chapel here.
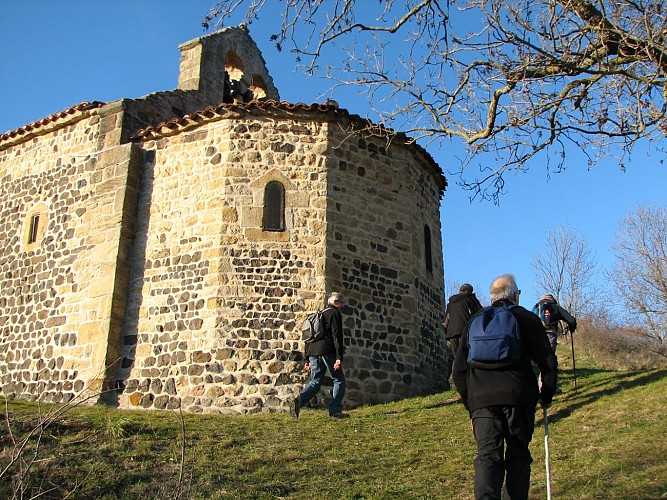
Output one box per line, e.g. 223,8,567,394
0,27,448,414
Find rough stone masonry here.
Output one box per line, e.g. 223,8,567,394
0,26,448,414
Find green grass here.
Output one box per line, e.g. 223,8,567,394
2,354,666,499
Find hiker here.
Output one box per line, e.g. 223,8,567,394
444,283,483,355
292,292,349,419
452,274,558,500
531,294,577,353
443,283,483,387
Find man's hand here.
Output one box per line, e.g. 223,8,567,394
333,359,342,371
305,361,311,372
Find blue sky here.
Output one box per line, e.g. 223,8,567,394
2,1,665,309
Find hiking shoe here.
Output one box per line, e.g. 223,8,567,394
330,412,350,419
291,397,301,419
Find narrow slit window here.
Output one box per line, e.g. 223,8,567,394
263,181,285,231
28,214,40,244
424,224,433,273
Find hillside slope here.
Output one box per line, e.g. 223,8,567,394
2,361,666,499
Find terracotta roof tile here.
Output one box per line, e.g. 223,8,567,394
0,101,105,143
132,100,378,139
0,98,445,193
132,99,446,191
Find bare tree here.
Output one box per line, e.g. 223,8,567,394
532,225,600,317
607,205,667,357
204,0,667,201
444,278,462,302
445,278,489,306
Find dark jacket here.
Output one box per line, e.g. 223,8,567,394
444,291,483,340
452,300,558,413
304,306,345,360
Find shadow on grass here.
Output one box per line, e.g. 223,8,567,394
381,369,666,422
550,368,667,423
382,395,463,416
423,396,463,410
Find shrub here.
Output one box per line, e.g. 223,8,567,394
575,318,667,371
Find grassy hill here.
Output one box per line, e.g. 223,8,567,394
2,348,666,499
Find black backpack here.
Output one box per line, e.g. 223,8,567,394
467,304,523,368
301,307,332,343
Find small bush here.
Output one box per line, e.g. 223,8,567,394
575,319,667,370
106,415,130,438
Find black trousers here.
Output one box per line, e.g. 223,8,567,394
471,405,535,500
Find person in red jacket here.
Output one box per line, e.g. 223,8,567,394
453,274,557,500
291,292,348,419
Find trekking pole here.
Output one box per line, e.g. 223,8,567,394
543,407,552,500
567,327,577,392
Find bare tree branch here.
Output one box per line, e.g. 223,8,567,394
204,0,667,200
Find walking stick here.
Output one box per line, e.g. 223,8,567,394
543,407,552,500
567,327,577,392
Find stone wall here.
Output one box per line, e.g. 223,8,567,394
0,108,142,402
324,129,446,403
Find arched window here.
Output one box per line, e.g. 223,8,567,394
224,51,244,80
424,224,433,273
249,75,268,100
263,181,285,231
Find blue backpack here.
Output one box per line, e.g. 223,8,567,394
467,304,523,368
535,299,558,329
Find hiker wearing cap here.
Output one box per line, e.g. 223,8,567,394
452,274,558,499
531,294,577,353
292,292,349,419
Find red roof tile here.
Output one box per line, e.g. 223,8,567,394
132,99,446,191
0,101,105,143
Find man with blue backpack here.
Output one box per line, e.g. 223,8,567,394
452,274,557,500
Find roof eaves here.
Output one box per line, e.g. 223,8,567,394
131,99,447,194
0,101,105,149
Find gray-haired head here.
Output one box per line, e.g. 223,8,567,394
489,274,519,304
328,292,345,306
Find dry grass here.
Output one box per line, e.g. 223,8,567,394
572,320,666,371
